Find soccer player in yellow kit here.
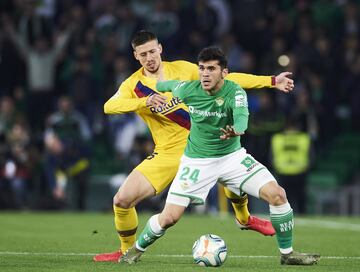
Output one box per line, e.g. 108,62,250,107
93,30,294,262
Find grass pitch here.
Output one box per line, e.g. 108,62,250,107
0,212,359,272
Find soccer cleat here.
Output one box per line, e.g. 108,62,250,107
120,246,144,264
281,251,321,265
236,215,276,236
93,250,122,262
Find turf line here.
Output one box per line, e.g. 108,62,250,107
296,219,360,231
0,252,359,260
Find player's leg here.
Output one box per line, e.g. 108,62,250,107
222,149,319,265
114,170,156,250
223,188,249,224
258,181,293,252
219,149,274,235
121,204,186,264
122,154,219,264
93,170,155,262
259,181,320,265
223,188,275,236
94,148,183,262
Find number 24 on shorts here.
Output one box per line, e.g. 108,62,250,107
179,167,200,184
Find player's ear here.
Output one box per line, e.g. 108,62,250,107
133,50,138,60
222,68,229,78
158,43,163,54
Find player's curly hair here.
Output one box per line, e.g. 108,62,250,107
131,30,158,49
197,46,228,69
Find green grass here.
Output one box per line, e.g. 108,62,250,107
0,212,359,272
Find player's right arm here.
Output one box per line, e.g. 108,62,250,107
104,80,148,114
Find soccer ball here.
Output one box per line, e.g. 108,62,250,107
192,234,227,267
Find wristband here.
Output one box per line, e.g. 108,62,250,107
271,76,276,86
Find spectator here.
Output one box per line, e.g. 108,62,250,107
271,118,312,214
2,120,35,208
60,43,100,126
4,17,72,130
43,96,91,210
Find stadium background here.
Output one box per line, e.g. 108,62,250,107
0,0,360,215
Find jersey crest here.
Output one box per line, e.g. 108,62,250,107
215,97,224,106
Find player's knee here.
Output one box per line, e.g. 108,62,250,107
260,182,287,206
113,192,133,209
268,186,287,206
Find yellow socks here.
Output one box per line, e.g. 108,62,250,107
113,205,138,253
223,188,250,225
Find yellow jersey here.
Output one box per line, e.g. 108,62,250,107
104,60,274,151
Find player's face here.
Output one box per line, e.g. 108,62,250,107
198,60,228,92
133,40,162,73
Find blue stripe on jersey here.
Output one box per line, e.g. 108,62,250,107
134,81,156,97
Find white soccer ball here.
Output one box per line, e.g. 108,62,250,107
192,234,227,267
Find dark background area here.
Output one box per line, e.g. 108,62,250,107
0,0,359,215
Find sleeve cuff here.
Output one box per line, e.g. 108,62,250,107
140,97,148,107
271,75,276,86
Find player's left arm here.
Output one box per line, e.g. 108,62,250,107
220,88,249,140
225,72,294,93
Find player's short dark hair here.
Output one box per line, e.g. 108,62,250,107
131,30,158,49
197,46,228,69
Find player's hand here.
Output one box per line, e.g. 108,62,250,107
274,72,294,93
220,125,244,140
146,94,167,107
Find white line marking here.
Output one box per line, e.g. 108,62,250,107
295,219,360,231
0,252,359,260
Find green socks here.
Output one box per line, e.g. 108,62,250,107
270,203,294,254
136,214,165,251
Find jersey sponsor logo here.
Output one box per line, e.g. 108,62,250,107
134,81,191,130
235,94,248,107
215,97,224,106
149,97,182,114
188,106,227,118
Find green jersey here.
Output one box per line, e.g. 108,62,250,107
157,80,249,158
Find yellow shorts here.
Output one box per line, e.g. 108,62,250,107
135,145,186,194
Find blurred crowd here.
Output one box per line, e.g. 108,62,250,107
0,0,359,211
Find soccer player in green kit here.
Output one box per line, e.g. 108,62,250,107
121,46,320,266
